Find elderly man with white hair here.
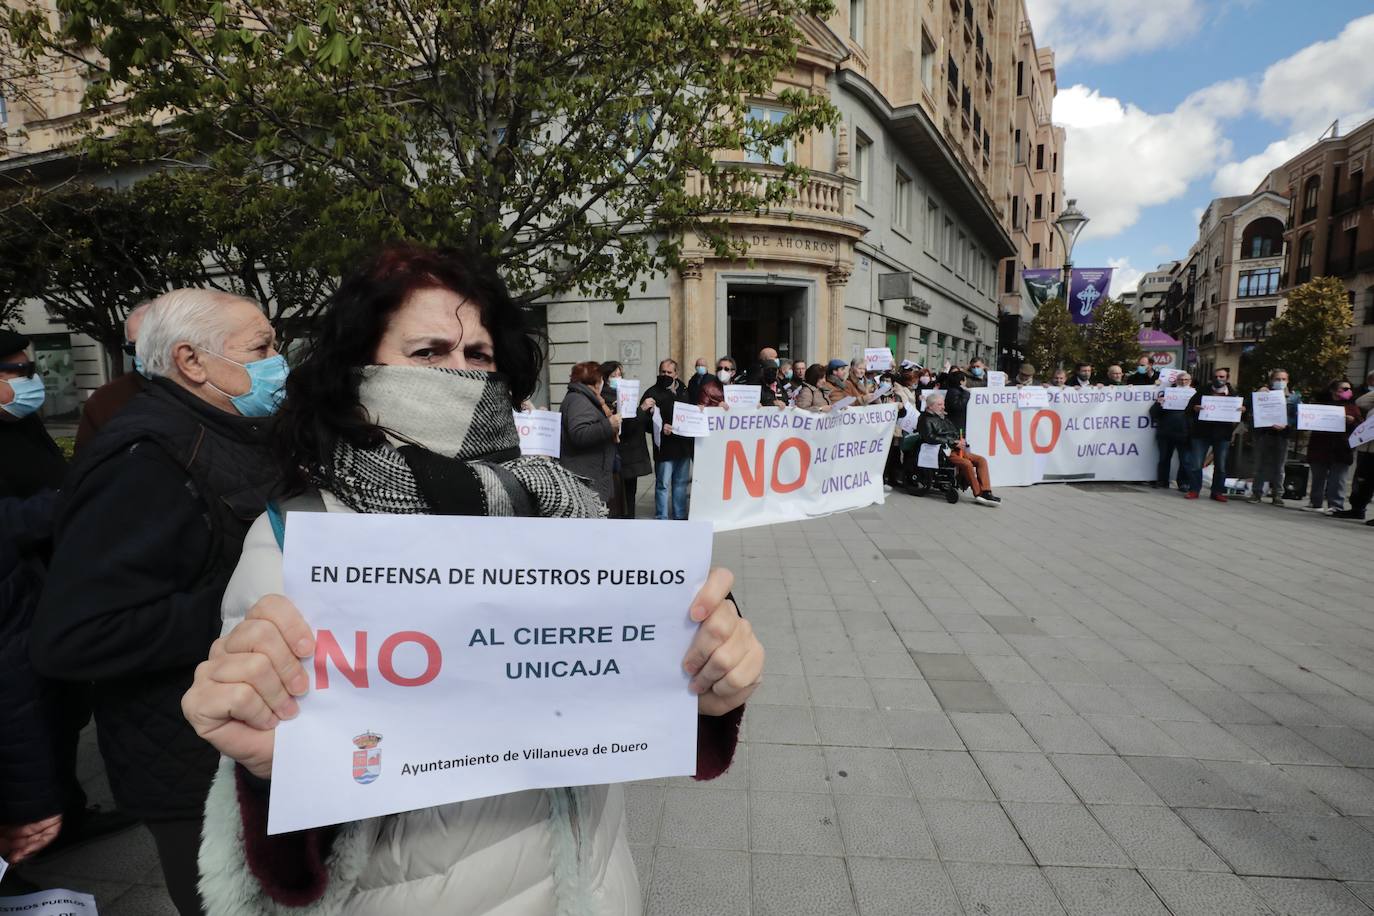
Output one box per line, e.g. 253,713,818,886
916,392,1001,506
30,288,285,915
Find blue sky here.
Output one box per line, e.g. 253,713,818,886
1026,2,1374,293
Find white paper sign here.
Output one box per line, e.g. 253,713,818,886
1298,403,1347,433
513,410,561,458
1161,387,1196,411
864,347,894,372
917,443,942,469
1156,367,1183,387
898,410,920,434
832,396,858,409
1017,386,1050,409
0,855,6,884
722,385,761,410
1350,414,1374,449
615,379,640,418
1199,396,1242,423
651,406,662,448
0,890,98,915
986,371,1007,388
919,389,946,410
670,402,710,437
1250,389,1289,428
269,514,711,834
873,381,893,398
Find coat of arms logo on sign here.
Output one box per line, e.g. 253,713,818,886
352,730,382,785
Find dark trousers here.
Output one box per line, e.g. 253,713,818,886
147,816,206,916
1350,452,1374,515
622,475,640,519
1188,437,1231,496
1156,436,1187,487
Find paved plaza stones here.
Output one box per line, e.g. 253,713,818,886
7,482,1374,914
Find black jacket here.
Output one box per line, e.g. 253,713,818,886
1188,384,1240,442
0,414,67,500
916,411,961,448
31,380,277,819
943,386,971,434
1128,369,1161,385
610,386,653,479
0,490,65,824
640,376,693,463
1149,398,1192,440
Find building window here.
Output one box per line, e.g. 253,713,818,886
1240,217,1283,259
1297,233,1314,282
894,169,911,232
1233,305,1277,340
1364,287,1374,325
1036,144,1044,170
1048,233,1054,252
944,217,955,264
1050,192,1056,213
1011,195,1020,230
854,130,872,200
1016,60,1024,96
948,55,959,93
1034,194,1043,220
1014,129,1022,163
1302,176,1320,222
745,106,790,165
1237,267,1280,298
1031,242,1041,267
957,232,967,275
1052,152,1058,173
849,0,864,44
1004,259,1016,293
920,31,937,92
926,198,940,253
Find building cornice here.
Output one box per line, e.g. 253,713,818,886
835,68,1015,259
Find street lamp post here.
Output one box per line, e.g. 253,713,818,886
1054,198,1089,304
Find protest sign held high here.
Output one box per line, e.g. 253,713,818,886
690,405,897,530
268,514,711,834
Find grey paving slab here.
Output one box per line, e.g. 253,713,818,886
1226,723,1344,765
834,795,938,858
943,862,1068,916
899,749,996,801
1125,755,1252,808
1277,766,1374,815
748,790,844,855
823,746,912,796
1090,804,1231,872
1177,807,1332,878
1268,813,1374,880
1142,869,1277,916
659,787,749,850
1043,867,1171,916
927,679,1010,713
867,677,941,711
646,848,750,916
1004,802,1133,867
749,742,831,794
1242,877,1374,916
1050,753,1166,806
1200,760,1339,814
1018,714,1114,755
813,707,893,747
918,799,1034,864
751,854,857,916
847,858,964,916
974,751,1079,803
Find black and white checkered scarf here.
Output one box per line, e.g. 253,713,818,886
322,366,606,519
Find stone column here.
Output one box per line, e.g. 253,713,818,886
679,259,706,369
826,265,852,360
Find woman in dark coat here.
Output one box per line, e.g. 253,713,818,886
559,361,620,505
1306,378,1363,512
599,360,652,518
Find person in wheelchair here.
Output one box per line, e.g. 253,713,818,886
912,393,1002,507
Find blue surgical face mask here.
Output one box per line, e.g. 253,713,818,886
1270,380,1286,390
1136,365,1148,374
783,369,794,380
205,351,288,417
774,358,782,367
971,367,985,378
1,374,46,419
133,356,151,379
608,377,620,390
695,365,706,376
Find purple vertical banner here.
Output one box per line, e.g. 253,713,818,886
1068,269,1113,324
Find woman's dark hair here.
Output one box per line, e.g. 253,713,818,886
760,364,778,386
946,368,966,387
274,242,543,491
599,360,622,381
1328,377,1351,394
698,377,725,407
570,360,604,388
804,363,825,385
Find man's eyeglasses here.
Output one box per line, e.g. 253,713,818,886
122,342,137,357
0,361,37,378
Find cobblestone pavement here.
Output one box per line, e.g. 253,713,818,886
7,482,1374,914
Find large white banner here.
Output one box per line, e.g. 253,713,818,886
690,405,897,530
964,386,1160,487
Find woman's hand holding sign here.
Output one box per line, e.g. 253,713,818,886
685,567,764,716
182,594,314,780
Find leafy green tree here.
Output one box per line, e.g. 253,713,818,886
4,0,836,307
1252,275,1353,397
1026,298,1083,377
1083,296,1141,374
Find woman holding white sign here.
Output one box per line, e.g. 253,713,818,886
182,245,763,916
1304,378,1363,513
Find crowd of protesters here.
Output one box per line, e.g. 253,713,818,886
0,245,758,915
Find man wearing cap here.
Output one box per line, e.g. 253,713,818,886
821,358,850,404
1014,363,1037,386
74,302,153,454
30,289,284,914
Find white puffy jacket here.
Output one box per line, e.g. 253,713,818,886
197,500,641,916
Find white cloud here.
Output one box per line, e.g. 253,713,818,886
1024,0,1204,63
1255,14,1374,135
1108,258,1143,296
1056,80,1248,239
1211,14,1374,194
1151,243,1174,258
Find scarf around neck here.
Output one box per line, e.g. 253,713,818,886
323,365,606,519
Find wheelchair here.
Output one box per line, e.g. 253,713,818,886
898,435,964,504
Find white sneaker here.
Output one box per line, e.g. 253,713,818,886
1301,505,1325,512
974,495,998,507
